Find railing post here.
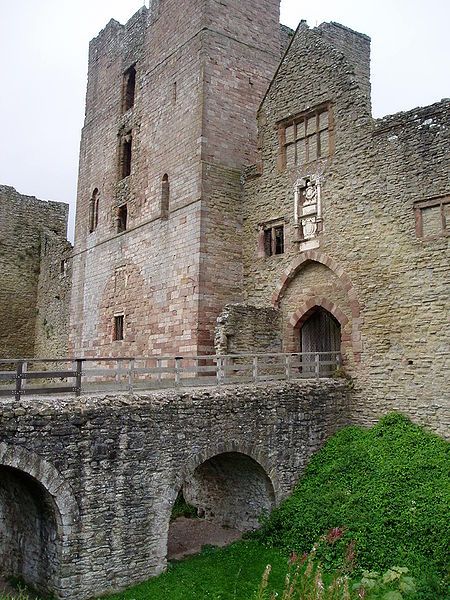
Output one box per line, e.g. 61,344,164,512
175,356,182,386
21,361,28,391
75,359,83,396
128,359,134,393
315,353,320,381
285,354,291,380
15,361,23,401
156,358,162,385
337,352,342,369
216,356,223,385
252,355,258,383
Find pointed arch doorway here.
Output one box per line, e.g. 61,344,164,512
300,306,341,354
298,306,341,375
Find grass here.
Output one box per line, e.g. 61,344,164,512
100,541,288,600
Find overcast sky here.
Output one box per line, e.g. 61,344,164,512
0,0,448,241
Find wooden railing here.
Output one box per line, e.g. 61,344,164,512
0,352,342,400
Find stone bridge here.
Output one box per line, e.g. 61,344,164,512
0,380,350,599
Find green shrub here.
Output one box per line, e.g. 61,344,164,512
255,413,449,599
170,490,198,520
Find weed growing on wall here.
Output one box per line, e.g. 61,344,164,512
255,413,449,598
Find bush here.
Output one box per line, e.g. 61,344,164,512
255,414,449,598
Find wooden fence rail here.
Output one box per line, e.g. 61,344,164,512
0,352,342,400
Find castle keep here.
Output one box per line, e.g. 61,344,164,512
70,0,291,358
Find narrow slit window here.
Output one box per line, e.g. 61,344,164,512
116,204,128,233
113,315,124,341
119,134,132,179
89,188,99,233
122,65,136,113
161,174,170,219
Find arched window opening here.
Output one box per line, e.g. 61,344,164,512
161,174,170,219
167,452,274,561
122,65,136,113
299,306,341,375
0,466,60,596
89,188,99,233
119,133,132,180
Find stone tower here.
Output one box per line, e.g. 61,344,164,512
70,0,284,357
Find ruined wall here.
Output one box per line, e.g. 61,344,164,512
34,232,72,358
0,185,70,358
241,22,450,433
0,381,350,599
215,303,281,354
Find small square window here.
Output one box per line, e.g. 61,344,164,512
263,223,285,257
415,196,449,239
113,315,124,341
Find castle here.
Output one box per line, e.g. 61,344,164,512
1,0,448,433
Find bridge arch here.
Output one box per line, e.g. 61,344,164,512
0,444,78,595
178,440,280,504
164,443,277,561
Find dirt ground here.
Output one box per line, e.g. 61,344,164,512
167,516,242,561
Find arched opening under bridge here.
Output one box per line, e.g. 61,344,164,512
167,452,275,560
0,466,60,595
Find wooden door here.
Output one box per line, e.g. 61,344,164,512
300,307,340,373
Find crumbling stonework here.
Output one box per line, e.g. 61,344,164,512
0,186,72,358
0,380,350,599
215,304,281,354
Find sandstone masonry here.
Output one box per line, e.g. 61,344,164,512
70,0,291,358
234,22,449,436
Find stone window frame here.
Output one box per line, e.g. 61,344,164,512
258,218,286,258
122,64,136,114
414,195,449,240
116,204,128,233
118,131,132,180
113,313,125,342
277,102,334,170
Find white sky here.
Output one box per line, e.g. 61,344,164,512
0,0,448,242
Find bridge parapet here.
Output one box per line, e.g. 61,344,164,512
0,380,350,599
0,351,341,400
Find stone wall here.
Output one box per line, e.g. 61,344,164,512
34,231,72,358
0,380,350,599
0,185,71,358
240,22,450,437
